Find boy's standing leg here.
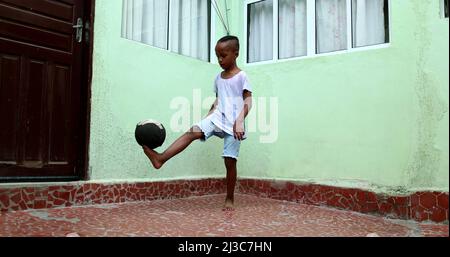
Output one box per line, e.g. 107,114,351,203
224,157,237,210
222,132,241,210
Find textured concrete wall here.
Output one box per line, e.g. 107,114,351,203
89,0,448,193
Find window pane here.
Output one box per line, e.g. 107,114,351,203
352,0,389,48
279,0,307,59
170,0,211,62
445,0,449,18
248,0,274,63
316,0,347,54
121,0,169,50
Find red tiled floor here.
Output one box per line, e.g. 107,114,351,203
418,224,450,237
0,194,447,237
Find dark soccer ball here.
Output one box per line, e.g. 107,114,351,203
135,119,166,149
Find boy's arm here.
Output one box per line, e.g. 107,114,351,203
234,90,253,140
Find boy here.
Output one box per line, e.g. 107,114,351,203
143,35,252,210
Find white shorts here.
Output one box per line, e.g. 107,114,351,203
194,118,242,160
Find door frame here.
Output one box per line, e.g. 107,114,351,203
79,0,95,181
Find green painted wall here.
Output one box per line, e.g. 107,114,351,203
89,0,227,182
89,0,448,193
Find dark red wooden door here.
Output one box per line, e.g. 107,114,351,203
0,0,90,182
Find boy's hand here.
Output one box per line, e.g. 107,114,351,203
233,120,245,141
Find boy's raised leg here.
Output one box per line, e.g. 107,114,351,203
223,157,237,210
143,126,204,169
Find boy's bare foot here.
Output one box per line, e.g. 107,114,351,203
223,198,234,211
143,146,163,169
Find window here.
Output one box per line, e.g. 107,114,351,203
442,0,449,18
121,0,211,62
279,0,307,59
247,0,274,63
316,0,347,54
447,0,449,17
122,0,169,50
245,0,390,63
351,0,389,48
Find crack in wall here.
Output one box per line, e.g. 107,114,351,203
407,0,447,188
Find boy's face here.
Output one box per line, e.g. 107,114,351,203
215,42,238,70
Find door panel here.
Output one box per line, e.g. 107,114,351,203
0,0,90,181
1,0,74,22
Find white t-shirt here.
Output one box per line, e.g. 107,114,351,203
209,71,252,136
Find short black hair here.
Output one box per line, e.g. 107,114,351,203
217,35,240,51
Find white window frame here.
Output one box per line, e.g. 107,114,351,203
122,0,215,63
210,4,217,64
244,0,391,66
